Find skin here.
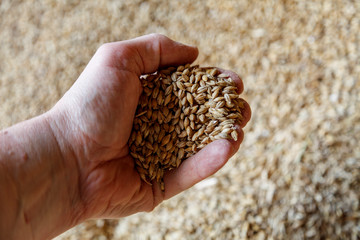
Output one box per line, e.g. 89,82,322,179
0,34,251,240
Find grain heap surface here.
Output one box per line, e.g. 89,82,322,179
129,65,244,190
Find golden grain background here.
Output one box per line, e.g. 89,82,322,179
1,0,359,239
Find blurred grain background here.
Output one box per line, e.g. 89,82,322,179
1,0,359,239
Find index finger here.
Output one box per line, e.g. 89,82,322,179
93,34,199,76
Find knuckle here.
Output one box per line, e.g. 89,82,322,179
97,42,114,54
148,33,168,41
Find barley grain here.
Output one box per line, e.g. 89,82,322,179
128,65,246,190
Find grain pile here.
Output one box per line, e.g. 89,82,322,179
129,65,244,190
1,0,359,239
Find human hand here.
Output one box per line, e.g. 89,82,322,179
48,34,251,221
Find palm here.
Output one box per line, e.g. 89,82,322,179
81,154,156,218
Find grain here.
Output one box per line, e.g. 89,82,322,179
128,64,245,190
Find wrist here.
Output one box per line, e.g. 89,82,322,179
41,110,86,233
0,112,84,239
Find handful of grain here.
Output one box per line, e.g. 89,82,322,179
128,64,245,190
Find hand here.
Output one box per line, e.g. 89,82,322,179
0,34,250,239
47,34,251,220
